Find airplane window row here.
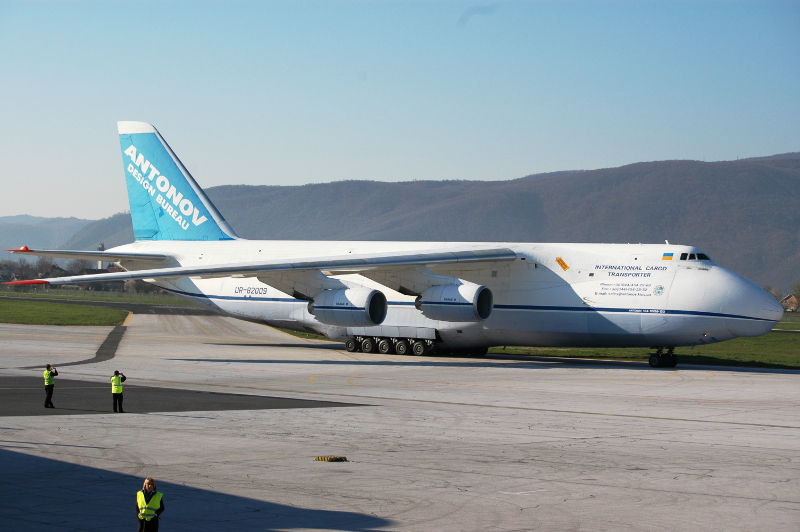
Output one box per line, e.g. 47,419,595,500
680,253,711,261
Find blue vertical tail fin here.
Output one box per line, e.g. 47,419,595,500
118,121,238,241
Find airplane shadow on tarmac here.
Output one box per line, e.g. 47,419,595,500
0,448,392,532
208,342,346,350
179,354,800,375
177,356,650,371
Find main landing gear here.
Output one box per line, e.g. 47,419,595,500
344,336,487,357
346,336,434,356
648,347,678,368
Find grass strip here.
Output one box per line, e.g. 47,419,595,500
0,299,128,326
0,288,192,306
775,312,800,330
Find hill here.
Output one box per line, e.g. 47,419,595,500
60,212,134,251
0,216,92,262
199,158,800,290
12,155,800,291
742,151,800,162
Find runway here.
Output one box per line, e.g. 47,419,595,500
1,314,798,531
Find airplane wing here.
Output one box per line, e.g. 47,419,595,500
4,247,517,286
6,246,169,263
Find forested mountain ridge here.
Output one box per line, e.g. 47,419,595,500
0,216,91,262
202,157,800,289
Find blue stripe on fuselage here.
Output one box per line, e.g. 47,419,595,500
159,286,776,324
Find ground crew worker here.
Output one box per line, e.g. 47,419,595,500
43,364,58,408
111,370,127,412
136,477,164,531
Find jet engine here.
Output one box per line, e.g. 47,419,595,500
309,287,388,327
415,282,493,322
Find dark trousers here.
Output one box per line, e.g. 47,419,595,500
44,385,54,407
137,517,159,532
113,393,123,412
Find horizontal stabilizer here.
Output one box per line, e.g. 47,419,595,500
6,246,170,263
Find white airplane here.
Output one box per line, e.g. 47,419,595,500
6,122,783,367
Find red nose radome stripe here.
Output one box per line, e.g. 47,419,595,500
2,280,50,285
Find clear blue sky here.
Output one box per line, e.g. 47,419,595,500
1,1,798,218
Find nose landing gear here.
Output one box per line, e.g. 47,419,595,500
648,347,678,368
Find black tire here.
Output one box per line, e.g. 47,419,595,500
361,338,376,353
649,354,662,368
669,354,678,368
469,347,488,357
411,341,427,356
378,339,394,354
345,338,358,352
395,339,409,355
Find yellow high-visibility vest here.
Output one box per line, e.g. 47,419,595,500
136,491,162,521
111,375,123,394
43,370,54,386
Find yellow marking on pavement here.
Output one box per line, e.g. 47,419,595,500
186,316,214,337
121,312,133,326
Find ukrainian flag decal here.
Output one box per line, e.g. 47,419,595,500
662,253,674,260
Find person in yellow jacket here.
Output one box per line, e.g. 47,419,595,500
136,477,164,531
43,364,58,408
111,370,127,413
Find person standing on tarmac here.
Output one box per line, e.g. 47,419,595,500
111,370,127,412
136,477,164,531
43,364,58,408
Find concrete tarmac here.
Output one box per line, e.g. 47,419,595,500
0,315,798,531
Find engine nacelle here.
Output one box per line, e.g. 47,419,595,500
309,288,388,327
415,282,493,322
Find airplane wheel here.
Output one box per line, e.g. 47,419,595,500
411,341,427,356
361,338,376,353
395,339,409,355
378,338,394,354
669,354,678,367
469,347,488,357
345,338,358,352
648,354,662,368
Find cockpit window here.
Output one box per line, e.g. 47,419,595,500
680,252,712,261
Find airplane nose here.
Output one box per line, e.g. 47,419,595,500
707,267,783,337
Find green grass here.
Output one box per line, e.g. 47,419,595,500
775,312,800,330
490,332,800,369
0,299,129,326
0,286,192,305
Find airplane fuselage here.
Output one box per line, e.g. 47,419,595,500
111,239,782,350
